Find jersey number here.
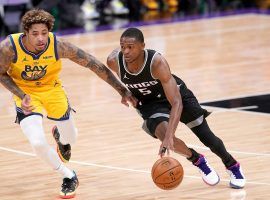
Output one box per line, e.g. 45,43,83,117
138,88,151,95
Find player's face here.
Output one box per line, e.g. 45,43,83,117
25,24,49,53
120,37,145,63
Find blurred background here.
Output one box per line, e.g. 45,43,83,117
1,0,270,37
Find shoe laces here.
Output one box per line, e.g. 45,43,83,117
193,156,211,175
227,163,244,179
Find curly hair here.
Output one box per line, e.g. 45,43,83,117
21,9,55,32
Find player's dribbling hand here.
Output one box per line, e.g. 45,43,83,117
121,90,138,107
159,135,174,158
21,94,35,115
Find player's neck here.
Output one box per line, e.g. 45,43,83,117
126,51,145,73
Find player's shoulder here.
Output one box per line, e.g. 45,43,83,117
107,48,120,63
0,36,15,54
0,36,12,46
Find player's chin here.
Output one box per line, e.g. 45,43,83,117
35,45,45,51
124,58,134,63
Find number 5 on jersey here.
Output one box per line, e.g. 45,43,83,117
139,88,152,95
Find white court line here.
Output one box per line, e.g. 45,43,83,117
187,144,270,157
0,145,270,186
201,93,270,104
202,105,270,117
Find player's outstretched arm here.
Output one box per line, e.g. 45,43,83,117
0,38,26,99
57,40,137,106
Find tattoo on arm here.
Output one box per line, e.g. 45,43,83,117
57,40,127,96
0,38,25,99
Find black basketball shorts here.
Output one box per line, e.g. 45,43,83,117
137,84,210,138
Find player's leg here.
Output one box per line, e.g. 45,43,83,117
177,79,245,188
44,86,78,163
143,114,220,186
51,113,78,164
55,113,78,145
190,119,245,188
38,87,79,198
18,114,78,197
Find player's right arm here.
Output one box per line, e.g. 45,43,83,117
0,37,34,114
0,38,25,99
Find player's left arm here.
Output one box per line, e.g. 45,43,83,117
56,39,137,106
152,54,183,155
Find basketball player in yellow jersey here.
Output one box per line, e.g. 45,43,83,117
0,9,137,199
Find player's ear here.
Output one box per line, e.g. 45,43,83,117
142,42,145,49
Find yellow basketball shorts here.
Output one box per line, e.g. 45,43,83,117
14,85,70,121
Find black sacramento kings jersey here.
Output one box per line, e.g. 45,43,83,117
118,49,168,104
118,49,208,123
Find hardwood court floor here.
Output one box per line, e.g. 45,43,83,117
0,13,269,200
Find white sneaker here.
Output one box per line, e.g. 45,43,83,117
105,0,129,15
81,0,100,19
193,155,220,186
227,163,246,189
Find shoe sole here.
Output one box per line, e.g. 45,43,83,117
52,126,69,163
230,182,244,189
59,193,76,199
202,175,220,186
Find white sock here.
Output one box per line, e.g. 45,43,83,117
56,163,75,179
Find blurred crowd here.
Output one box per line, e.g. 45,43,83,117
1,0,270,36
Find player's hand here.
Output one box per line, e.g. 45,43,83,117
159,135,174,158
121,90,138,107
21,94,35,115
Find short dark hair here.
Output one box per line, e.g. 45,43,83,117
21,9,55,32
120,27,144,43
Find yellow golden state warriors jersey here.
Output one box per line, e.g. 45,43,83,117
8,32,62,92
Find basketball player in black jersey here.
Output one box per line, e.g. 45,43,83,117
107,27,245,189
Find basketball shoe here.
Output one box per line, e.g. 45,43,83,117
227,162,245,189
193,155,220,186
60,171,79,199
52,126,71,163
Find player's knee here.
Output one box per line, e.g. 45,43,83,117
154,121,167,141
60,127,78,145
155,130,165,141
56,115,78,145
31,139,49,155
67,127,78,144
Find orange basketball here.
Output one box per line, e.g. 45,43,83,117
151,157,184,190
